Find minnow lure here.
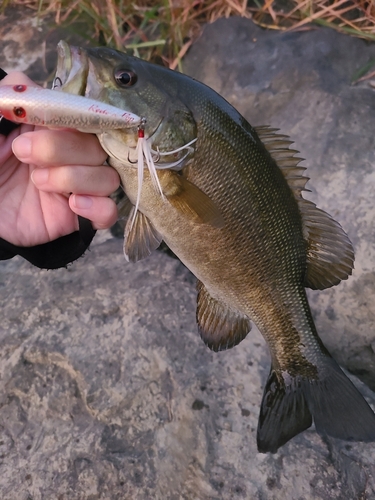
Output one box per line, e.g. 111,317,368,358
0,84,140,131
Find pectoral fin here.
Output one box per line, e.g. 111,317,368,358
159,170,224,228
196,281,251,351
124,208,163,263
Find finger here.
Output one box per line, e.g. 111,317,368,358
69,195,118,230
31,164,120,196
0,72,38,87
12,129,108,166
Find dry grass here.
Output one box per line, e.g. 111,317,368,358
2,1,375,68
251,1,375,41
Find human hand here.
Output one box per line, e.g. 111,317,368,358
0,72,120,247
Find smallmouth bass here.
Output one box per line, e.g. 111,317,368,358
3,41,375,452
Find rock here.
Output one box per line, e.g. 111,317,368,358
0,6,88,84
2,240,375,499
1,10,375,499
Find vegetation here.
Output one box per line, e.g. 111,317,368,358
3,1,375,70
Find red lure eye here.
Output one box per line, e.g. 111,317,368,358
13,107,26,118
13,85,27,92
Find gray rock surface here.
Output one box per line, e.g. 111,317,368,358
1,8,375,500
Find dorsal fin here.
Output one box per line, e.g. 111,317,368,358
299,199,354,289
255,126,354,289
255,125,309,197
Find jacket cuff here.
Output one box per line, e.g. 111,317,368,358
0,216,96,269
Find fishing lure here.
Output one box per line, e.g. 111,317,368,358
0,85,140,131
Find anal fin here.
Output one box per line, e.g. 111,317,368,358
196,281,251,351
124,208,163,263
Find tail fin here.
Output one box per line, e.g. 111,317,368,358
257,358,375,453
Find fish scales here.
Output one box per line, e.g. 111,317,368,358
110,85,337,375
165,89,312,352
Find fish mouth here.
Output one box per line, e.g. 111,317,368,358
54,41,90,96
55,41,161,141
54,41,196,165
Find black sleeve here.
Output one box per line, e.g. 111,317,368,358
0,68,97,269
0,216,96,269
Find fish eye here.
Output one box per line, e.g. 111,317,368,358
114,69,137,87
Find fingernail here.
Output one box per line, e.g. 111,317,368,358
72,195,93,209
12,136,32,161
31,168,49,185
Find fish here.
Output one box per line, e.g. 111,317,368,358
0,84,140,131
2,40,375,453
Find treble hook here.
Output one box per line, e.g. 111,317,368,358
52,77,62,89
128,146,160,165
127,151,137,164
152,149,160,163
